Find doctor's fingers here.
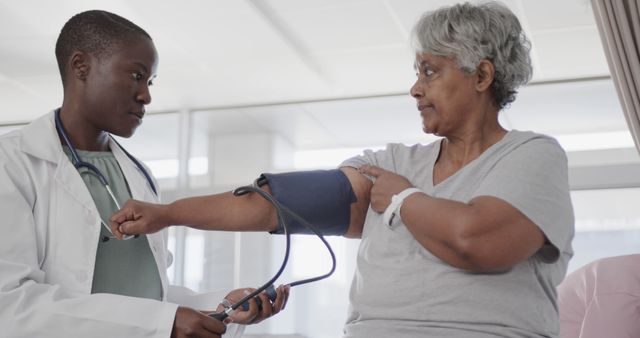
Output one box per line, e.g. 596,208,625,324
227,299,259,325
252,285,289,323
271,284,290,314
173,306,226,338
241,292,272,325
223,288,260,324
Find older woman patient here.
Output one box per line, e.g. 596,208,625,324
110,2,575,337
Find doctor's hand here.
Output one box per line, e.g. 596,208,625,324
216,285,290,325
358,165,413,213
109,199,170,239
173,306,226,338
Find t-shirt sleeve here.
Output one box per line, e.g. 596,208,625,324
339,144,397,172
472,137,574,263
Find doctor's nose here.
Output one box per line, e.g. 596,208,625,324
136,84,152,105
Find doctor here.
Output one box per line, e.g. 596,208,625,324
0,10,287,338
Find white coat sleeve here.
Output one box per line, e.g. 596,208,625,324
0,158,178,338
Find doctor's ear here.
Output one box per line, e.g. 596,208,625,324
70,51,90,80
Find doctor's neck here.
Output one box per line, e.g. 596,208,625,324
57,106,111,152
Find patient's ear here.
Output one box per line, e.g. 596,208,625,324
475,59,495,92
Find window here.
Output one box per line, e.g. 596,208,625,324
569,187,640,272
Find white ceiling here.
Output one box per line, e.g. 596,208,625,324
0,0,633,165
0,0,609,121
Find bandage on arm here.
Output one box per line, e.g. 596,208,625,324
260,170,357,236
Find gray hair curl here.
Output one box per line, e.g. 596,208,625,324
411,1,532,110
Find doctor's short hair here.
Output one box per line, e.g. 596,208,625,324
411,1,532,110
55,10,151,86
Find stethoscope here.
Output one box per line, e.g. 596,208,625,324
54,108,157,242
209,181,336,321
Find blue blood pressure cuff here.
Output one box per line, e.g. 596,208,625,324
260,169,357,236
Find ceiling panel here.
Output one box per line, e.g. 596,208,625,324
145,49,332,113
130,0,333,111
0,38,57,78
314,45,416,96
531,26,609,81
521,0,595,31
260,0,370,12
0,4,40,39
0,75,61,123
13,74,63,103
0,80,55,124
388,0,523,36
265,0,405,52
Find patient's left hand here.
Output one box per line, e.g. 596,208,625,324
215,285,290,325
359,165,413,213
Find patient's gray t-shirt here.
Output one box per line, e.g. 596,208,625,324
339,130,575,338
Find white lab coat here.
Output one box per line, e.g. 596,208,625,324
0,111,243,338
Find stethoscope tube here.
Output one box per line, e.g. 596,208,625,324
54,108,157,195
209,183,336,321
54,109,157,241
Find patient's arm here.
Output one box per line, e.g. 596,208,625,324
109,167,371,239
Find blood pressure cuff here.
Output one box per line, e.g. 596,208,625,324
260,169,357,236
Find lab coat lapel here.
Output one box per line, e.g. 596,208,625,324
18,111,99,216
50,152,102,290
28,111,102,291
20,111,62,164
20,111,100,214
26,111,101,215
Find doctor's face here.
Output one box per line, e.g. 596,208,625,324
82,36,158,138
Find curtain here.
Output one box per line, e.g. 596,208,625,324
592,0,640,151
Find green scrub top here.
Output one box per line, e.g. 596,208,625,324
64,147,162,301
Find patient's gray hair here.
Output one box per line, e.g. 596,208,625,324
411,1,532,110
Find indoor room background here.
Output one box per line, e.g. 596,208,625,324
1,1,637,337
